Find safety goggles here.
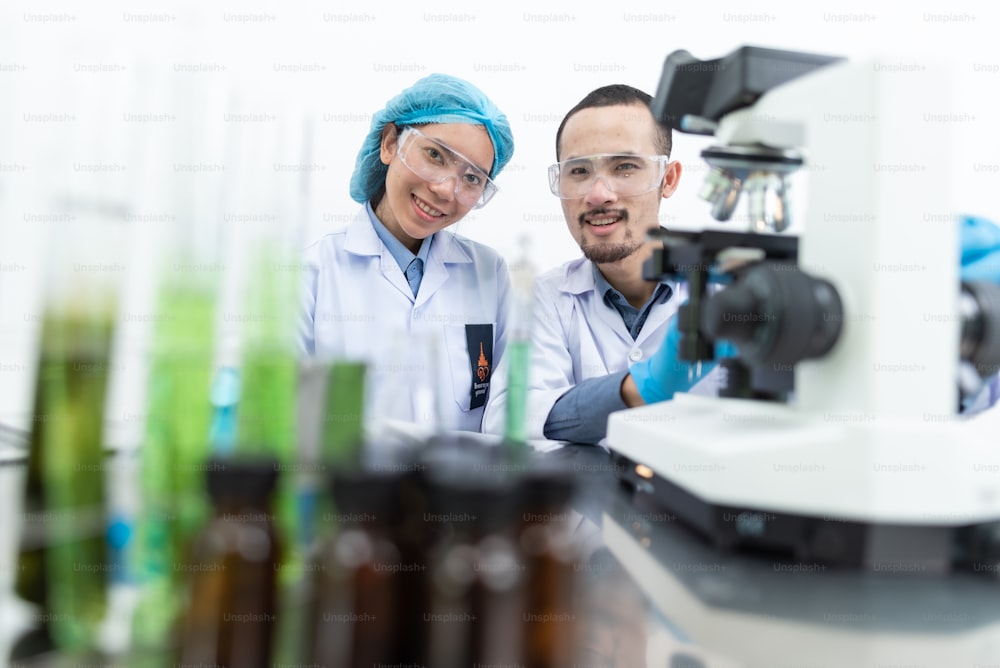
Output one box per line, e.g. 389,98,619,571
548,153,671,199
396,126,499,209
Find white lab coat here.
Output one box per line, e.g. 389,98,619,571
482,256,718,440
300,207,510,433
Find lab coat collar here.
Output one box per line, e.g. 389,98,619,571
343,205,475,265
558,257,631,346
343,206,383,257
559,256,673,298
365,202,432,274
413,228,474,308
343,205,475,306
425,227,475,265
560,255,679,348
560,257,598,296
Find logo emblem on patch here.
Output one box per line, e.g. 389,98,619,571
477,342,490,382
465,324,493,410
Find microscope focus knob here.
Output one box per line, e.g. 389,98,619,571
702,262,843,366
960,280,1000,378
699,281,760,343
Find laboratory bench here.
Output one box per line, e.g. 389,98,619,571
2,434,999,667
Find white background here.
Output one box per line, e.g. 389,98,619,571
1,0,999,442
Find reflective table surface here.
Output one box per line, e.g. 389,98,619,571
3,437,999,667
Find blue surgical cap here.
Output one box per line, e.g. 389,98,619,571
349,73,515,204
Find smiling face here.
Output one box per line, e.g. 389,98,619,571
557,103,680,267
374,122,495,253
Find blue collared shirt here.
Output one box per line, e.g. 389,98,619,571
367,202,432,297
592,265,673,341
543,268,674,444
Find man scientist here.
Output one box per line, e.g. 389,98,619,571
484,84,723,445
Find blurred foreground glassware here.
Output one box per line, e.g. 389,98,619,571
175,457,281,668
14,210,123,657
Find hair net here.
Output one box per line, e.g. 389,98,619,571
349,73,515,204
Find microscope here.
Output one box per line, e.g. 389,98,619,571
607,46,1000,573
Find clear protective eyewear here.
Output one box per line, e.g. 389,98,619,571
548,153,671,199
396,126,499,209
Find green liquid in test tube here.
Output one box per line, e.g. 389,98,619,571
236,243,297,457
504,237,537,458
130,275,216,653
311,360,366,543
504,340,531,445
322,361,367,470
235,243,300,582
16,314,115,654
13,193,124,657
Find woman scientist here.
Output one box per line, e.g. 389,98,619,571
299,74,515,433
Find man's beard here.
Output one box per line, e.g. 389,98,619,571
578,209,641,264
581,239,640,264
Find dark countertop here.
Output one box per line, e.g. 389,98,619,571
3,440,1000,667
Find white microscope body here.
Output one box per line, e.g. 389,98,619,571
607,54,1000,570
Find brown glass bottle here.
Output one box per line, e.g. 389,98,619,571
175,457,281,668
469,485,525,666
421,446,525,668
517,469,580,668
305,469,404,667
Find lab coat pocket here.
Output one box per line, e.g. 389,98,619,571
444,323,495,413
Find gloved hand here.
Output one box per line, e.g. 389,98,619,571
960,215,1000,282
628,318,737,404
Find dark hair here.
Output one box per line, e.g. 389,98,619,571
369,184,386,210
555,84,672,159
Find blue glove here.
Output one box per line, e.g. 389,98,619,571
960,215,1000,282
629,318,737,404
